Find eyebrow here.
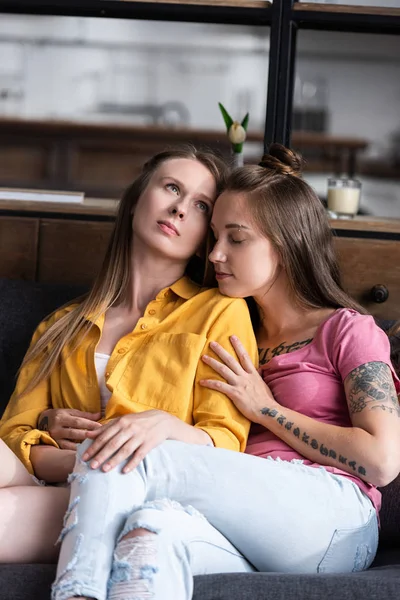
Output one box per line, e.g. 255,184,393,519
225,223,250,230
210,222,250,232
160,176,213,204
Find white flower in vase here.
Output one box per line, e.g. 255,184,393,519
218,103,249,169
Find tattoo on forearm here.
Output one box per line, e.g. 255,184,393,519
38,416,49,431
258,338,313,366
347,362,400,417
260,407,367,477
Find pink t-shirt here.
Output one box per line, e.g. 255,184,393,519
246,309,400,513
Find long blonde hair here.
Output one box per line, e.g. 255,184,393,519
19,146,228,396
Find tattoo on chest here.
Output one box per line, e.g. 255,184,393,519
38,416,49,431
258,338,313,366
259,407,367,477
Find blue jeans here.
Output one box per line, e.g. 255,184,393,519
52,440,378,600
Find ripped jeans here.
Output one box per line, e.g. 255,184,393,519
52,440,379,600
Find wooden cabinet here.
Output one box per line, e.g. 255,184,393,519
0,200,115,286
334,237,400,319
333,218,400,320
37,220,114,285
0,216,39,280
1,204,400,319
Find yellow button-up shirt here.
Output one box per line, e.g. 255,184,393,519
0,277,258,473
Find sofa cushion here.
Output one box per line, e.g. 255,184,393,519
0,278,86,417
375,321,400,548
1,562,400,600
379,475,400,548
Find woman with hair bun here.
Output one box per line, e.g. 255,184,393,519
53,145,400,600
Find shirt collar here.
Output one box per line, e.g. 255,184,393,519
73,276,202,327
168,276,202,300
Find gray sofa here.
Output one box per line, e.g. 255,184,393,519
1,277,400,600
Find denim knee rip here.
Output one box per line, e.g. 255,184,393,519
52,455,205,600
108,535,158,600
108,498,206,600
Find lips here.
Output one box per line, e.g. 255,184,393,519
215,272,233,280
157,221,180,236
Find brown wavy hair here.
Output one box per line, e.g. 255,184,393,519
225,143,366,316
18,145,228,397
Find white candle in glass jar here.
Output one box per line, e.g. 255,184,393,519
327,178,361,218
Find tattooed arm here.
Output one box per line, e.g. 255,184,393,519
258,362,400,487
200,338,400,487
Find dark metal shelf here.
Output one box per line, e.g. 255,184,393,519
0,0,272,26
293,3,400,34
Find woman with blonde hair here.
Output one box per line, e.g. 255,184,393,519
52,145,400,600
0,145,258,564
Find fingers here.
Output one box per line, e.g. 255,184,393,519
82,421,139,469
123,441,155,473
201,355,237,384
81,422,118,462
58,440,79,451
207,341,243,375
101,437,143,472
62,428,90,442
69,410,102,421
199,378,234,398
90,431,130,471
85,427,103,439
65,416,102,431
230,336,256,373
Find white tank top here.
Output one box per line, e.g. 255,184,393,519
94,352,112,414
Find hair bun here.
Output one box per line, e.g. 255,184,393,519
259,143,304,177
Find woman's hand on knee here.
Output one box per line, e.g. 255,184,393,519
82,410,175,473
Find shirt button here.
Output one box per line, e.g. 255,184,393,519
141,323,147,330
148,309,156,315
105,371,110,378
117,348,126,354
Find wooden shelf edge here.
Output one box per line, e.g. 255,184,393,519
293,3,400,18
330,216,400,235
0,0,272,25
0,198,119,218
118,0,270,8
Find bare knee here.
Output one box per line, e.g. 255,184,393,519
121,527,156,541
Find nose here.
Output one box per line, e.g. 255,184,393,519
170,202,186,220
209,240,226,264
